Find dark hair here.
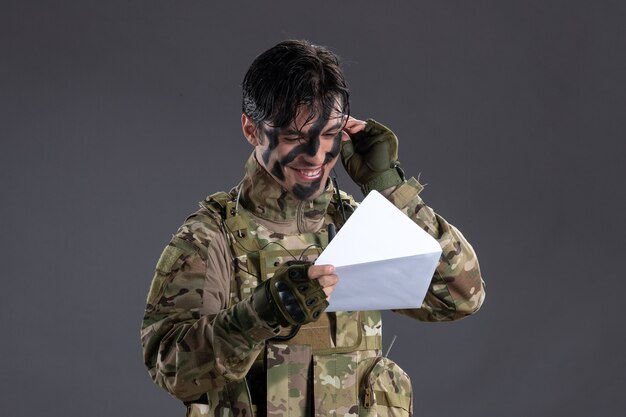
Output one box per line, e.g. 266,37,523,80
242,40,350,128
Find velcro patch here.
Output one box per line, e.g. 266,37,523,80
155,245,185,275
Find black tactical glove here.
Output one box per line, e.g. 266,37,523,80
341,119,405,195
251,260,328,327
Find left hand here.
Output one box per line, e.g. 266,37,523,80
341,117,405,195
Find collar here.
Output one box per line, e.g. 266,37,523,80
237,153,334,231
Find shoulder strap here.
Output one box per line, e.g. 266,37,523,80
199,191,232,217
201,191,262,255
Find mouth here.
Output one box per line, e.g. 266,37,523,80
289,166,324,182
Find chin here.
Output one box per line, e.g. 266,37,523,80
289,181,326,201
306,190,324,201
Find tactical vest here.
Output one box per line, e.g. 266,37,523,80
186,191,413,417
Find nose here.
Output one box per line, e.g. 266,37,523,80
301,136,326,165
302,133,321,156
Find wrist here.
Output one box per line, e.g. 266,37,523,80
361,162,405,195
251,280,281,327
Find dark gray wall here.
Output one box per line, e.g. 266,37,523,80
2,1,624,416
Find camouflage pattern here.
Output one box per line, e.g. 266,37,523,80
266,343,312,416
359,356,412,417
386,177,485,322
186,378,251,417
142,153,484,417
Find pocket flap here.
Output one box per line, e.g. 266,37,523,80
362,357,412,412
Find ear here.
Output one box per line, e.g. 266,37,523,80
241,113,261,146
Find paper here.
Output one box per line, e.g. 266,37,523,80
315,190,442,312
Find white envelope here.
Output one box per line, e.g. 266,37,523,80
315,190,442,312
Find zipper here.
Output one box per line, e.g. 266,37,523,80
363,384,373,408
296,200,307,233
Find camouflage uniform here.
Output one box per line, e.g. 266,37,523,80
142,154,485,417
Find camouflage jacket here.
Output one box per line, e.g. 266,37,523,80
141,154,485,417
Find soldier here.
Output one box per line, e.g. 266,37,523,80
141,39,485,417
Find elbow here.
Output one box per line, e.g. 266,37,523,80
154,349,260,402
155,371,210,403
153,360,229,402
444,253,485,320
452,270,485,319
454,285,485,319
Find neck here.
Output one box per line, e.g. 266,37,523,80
237,154,333,233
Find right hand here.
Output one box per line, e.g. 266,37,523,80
252,261,338,327
341,118,404,195
308,264,339,299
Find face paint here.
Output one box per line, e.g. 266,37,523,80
268,103,331,180
261,127,279,168
287,124,343,200
253,99,347,201
324,130,343,164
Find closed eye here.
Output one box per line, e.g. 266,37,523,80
281,135,304,143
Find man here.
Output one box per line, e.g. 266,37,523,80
142,40,485,417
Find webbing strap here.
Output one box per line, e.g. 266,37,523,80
200,191,231,214
276,314,333,352
170,236,201,257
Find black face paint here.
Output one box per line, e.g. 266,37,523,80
272,101,332,176
323,131,343,164
263,97,347,200
290,128,343,200
292,179,322,200
261,126,280,168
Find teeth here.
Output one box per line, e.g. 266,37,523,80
298,168,321,178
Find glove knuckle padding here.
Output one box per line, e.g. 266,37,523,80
254,260,328,327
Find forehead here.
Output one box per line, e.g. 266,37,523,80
283,104,346,133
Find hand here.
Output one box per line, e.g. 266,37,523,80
308,264,339,299
251,261,337,327
341,117,405,195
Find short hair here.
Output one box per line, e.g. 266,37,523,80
242,40,350,128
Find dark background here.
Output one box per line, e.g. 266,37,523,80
2,1,625,416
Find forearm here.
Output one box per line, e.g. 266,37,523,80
385,177,485,321
142,297,277,401
141,226,278,401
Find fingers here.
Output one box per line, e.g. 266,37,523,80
308,264,339,298
318,274,338,297
308,264,335,278
343,116,367,135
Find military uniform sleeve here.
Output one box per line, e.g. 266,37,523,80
141,214,279,402
386,177,485,321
